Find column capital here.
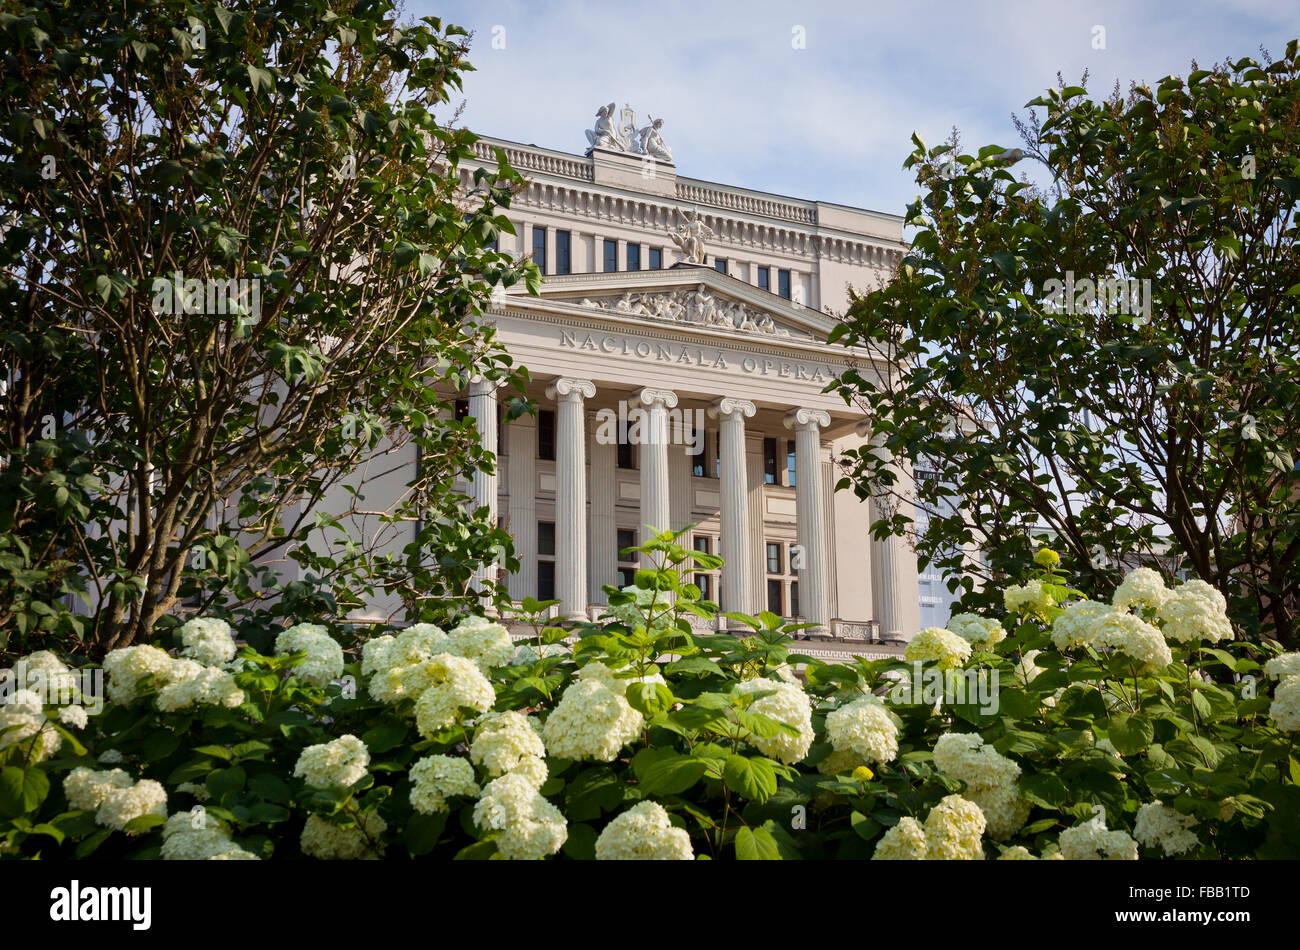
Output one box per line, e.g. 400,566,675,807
545,377,596,402
637,387,678,410
469,375,506,395
708,397,756,421
855,419,872,439
783,407,831,432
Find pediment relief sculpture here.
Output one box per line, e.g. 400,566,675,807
562,287,806,339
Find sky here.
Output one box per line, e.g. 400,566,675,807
409,0,1300,219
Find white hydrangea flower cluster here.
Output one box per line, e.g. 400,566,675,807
155,660,244,713
443,616,515,670
1050,599,1115,650
1156,580,1233,644
1090,611,1172,674
1058,810,1138,860
1003,580,1056,617
409,755,480,814
1264,653,1300,681
998,844,1064,860
732,677,814,765
274,623,345,686
94,779,168,833
103,645,176,704
606,585,674,632
293,734,370,790
472,773,567,860
511,642,570,666
1014,649,1044,685
904,627,973,670
413,654,496,738
1133,801,1199,856
160,811,258,860
541,663,657,762
1112,566,1169,612
6,650,80,697
177,617,239,667
361,623,447,677
933,733,1028,840
471,711,548,786
1270,677,1300,732
946,613,1006,651
594,801,693,860
64,767,134,811
300,812,387,860
872,795,986,860
58,704,88,729
0,688,62,762
822,696,899,773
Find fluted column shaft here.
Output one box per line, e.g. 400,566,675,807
588,413,617,605
546,377,596,620
709,398,756,615
468,377,500,601
636,387,677,568
785,408,831,634
858,420,921,641
506,417,537,602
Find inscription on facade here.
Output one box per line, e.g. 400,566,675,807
557,328,835,383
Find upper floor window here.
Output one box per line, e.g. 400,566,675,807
454,399,469,421
649,247,662,270
714,258,727,275
532,226,547,273
627,243,641,271
555,230,571,275
786,439,797,487
763,436,778,485
757,266,770,292
537,410,555,461
777,269,791,299
603,238,618,273
617,440,636,470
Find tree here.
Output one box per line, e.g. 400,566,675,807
830,47,1300,645
0,0,538,655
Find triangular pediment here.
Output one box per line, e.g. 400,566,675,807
510,265,836,343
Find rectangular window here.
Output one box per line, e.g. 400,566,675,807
696,573,713,600
603,239,618,273
790,581,800,618
714,258,727,275
538,561,556,601
537,410,555,461
555,230,571,275
767,578,783,616
627,243,641,271
649,247,662,270
692,432,708,478
617,440,635,470
537,521,556,557
763,437,778,485
757,266,770,292
617,529,637,558
766,542,782,575
454,398,469,421
617,567,637,588
778,268,791,299
532,227,547,273
693,535,711,554
786,439,797,487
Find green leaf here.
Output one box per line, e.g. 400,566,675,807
1019,772,1069,808
206,765,246,799
722,754,777,803
735,825,781,860
75,828,113,858
404,812,447,855
635,752,710,796
248,772,291,804
361,720,408,754
0,766,49,818
1106,712,1154,755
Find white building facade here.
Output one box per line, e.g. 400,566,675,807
444,117,928,653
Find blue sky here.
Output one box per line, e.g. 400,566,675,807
412,0,1300,219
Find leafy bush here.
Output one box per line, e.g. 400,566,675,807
2,534,1298,859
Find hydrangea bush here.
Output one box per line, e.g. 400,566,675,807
1,534,1298,860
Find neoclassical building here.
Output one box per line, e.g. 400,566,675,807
442,110,933,656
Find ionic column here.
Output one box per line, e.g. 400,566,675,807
468,377,502,603
506,416,537,602
857,420,921,642
545,377,596,620
784,408,831,635
709,397,756,615
636,387,677,568
588,411,617,605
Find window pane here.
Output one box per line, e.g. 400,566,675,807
714,258,727,274
454,398,469,421
555,230,571,275
538,410,555,460
767,578,783,615
617,529,637,558
763,437,777,485
696,574,712,600
757,266,770,291
693,535,710,553
537,521,556,556
617,440,634,470
786,439,797,487
791,581,800,618
627,244,641,271
532,227,547,273
778,269,791,299
538,561,555,601
649,247,662,270
603,239,618,272
766,542,782,574
617,567,637,587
